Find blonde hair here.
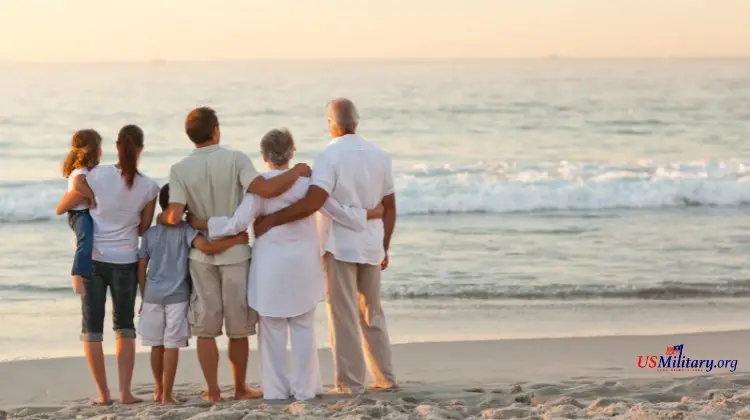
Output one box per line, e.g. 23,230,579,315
61,129,102,178
260,128,295,165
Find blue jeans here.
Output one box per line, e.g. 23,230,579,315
67,210,93,280
81,261,138,342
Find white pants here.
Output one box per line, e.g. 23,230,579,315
138,302,190,348
259,309,323,400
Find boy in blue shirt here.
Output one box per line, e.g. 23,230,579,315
138,184,248,405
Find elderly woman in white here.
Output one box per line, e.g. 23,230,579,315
188,128,383,400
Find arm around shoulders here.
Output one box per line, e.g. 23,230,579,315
247,168,305,198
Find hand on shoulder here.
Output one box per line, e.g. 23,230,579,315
293,163,312,178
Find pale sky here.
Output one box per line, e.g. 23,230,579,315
1,0,749,62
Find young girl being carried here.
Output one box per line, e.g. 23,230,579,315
55,129,102,295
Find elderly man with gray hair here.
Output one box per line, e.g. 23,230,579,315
254,99,398,394
188,127,385,400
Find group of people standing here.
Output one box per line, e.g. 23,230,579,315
55,98,398,406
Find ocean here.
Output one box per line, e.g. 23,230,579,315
1,59,749,361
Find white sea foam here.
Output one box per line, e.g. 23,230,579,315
2,160,750,223
5,278,748,301
397,159,750,215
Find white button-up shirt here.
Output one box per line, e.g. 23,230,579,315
207,170,369,318
311,134,395,266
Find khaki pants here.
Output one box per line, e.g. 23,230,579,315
323,253,395,392
188,260,258,338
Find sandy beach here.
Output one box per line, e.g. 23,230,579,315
2,330,748,419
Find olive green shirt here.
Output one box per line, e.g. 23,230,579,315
168,145,259,265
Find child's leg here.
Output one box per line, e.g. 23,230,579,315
150,346,165,401
289,308,323,400
162,348,180,404
259,316,291,400
68,211,93,295
139,303,166,401
162,301,190,404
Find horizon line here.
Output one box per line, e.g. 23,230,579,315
1,56,750,65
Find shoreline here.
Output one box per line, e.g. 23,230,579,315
3,330,748,419
3,294,749,363
3,327,750,364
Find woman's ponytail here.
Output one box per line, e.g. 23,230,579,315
116,125,144,189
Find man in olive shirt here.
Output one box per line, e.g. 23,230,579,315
160,107,309,401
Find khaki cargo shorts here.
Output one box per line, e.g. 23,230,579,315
188,260,258,338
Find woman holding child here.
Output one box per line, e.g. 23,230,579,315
57,125,160,405
188,128,383,401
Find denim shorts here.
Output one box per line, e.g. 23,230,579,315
67,210,93,280
80,260,138,342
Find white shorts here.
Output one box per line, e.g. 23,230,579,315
138,301,190,348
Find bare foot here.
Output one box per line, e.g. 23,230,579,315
91,398,113,406
368,383,400,392
328,386,365,395
93,389,113,406
153,391,162,402
161,396,177,405
200,390,222,402
120,394,143,405
233,387,263,400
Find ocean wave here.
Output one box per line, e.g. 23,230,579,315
3,159,750,223
393,159,750,215
0,283,72,294
383,279,750,301
3,279,748,301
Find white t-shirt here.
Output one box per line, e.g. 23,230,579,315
67,168,89,211
86,165,160,264
311,134,395,265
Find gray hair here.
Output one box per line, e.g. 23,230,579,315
260,128,295,166
327,98,359,134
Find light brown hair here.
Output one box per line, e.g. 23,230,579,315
62,129,102,178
